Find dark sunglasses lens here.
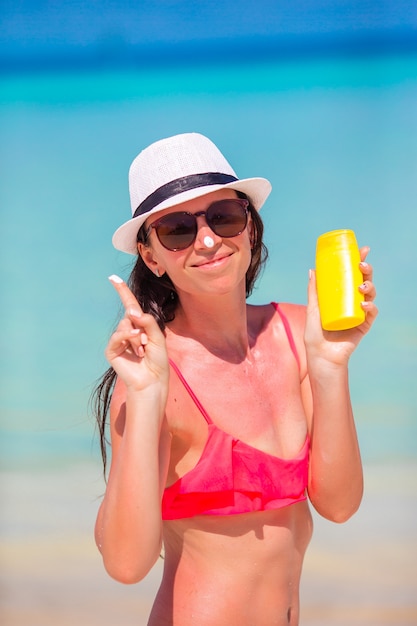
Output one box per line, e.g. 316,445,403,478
156,213,197,250
208,201,248,237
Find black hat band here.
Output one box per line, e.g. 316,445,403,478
133,172,238,219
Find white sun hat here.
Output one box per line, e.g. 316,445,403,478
112,132,272,255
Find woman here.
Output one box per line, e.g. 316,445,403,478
93,132,377,626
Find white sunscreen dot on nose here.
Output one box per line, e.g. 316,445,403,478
204,236,214,248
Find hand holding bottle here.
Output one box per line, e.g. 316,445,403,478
305,242,378,367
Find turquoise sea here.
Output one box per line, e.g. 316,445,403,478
1,51,416,471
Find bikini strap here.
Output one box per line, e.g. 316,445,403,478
271,303,301,371
169,359,213,425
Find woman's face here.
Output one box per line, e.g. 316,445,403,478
138,189,254,299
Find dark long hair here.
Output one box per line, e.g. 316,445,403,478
92,196,268,476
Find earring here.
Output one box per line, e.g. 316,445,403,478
155,269,160,278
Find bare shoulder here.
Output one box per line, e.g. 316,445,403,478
276,302,307,334
248,301,307,375
247,301,306,335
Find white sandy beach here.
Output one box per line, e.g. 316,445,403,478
1,461,416,626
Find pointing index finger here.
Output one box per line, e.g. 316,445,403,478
108,275,143,313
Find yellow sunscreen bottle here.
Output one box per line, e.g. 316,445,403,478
315,229,365,331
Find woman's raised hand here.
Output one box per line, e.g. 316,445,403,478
305,247,378,366
105,275,169,391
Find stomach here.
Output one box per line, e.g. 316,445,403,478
148,502,313,626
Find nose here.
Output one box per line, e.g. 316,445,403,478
194,214,221,249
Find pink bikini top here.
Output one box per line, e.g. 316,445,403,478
161,303,309,520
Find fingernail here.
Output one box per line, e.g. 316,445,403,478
308,269,312,280
359,262,369,269
108,274,124,284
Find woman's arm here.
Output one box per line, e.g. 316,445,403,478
302,356,363,522
95,277,170,583
302,250,378,522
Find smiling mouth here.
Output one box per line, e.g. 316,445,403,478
192,254,231,268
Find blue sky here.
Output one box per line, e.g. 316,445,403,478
2,0,417,67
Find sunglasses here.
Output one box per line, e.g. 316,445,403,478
143,198,250,251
